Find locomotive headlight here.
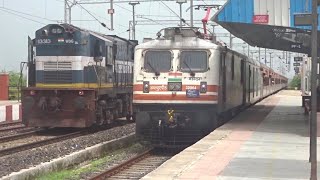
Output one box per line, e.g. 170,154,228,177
30,90,36,96
41,29,48,36
200,82,207,93
79,90,84,96
143,81,150,93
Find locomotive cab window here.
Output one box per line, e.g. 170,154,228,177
144,50,172,72
180,51,208,72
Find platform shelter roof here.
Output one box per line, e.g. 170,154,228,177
212,0,320,55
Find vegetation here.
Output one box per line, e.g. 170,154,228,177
289,75,301,90
8,71,26,100
35,143,147,180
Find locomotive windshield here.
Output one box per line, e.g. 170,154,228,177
144,51,171,72
180,51,208,72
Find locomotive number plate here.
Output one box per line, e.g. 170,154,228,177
186,89,200,98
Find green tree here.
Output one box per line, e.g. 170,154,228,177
8,71,26,87
8,71,26,100
289,75,301,89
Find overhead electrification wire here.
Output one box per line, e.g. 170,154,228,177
77,0,222,4
138,16,167,27
0,7,57,22
116,30,130,36
115,4,132,12
66,0,111,30
137,14,178,18
159,0,190,27
117,22,154,35
0,8,46,25
160,1,180,18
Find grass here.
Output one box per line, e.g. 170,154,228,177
35,143,147,180
36,158,106,180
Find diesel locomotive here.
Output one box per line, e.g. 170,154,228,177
133,27,287,146
22,24,137,127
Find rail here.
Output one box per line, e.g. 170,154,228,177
90,148,154,180
0,129,42,143
0,121,22,128
90,147,181,180
0,131,86,157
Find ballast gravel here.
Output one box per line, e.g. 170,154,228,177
0,123,135,178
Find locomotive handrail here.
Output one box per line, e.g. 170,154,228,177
87,62,102,89
18,62,28,101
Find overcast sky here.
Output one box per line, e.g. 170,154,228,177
0,0,294,78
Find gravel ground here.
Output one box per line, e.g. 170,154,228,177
0,123,135,178
0,135,55,150
0,127,36,138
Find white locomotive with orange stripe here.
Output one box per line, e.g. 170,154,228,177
133,27,287,146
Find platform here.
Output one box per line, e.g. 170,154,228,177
142,90,319,180
0,101,21,122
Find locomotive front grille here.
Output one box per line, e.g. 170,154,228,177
43,61,72,83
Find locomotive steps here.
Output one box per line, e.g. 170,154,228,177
1,133,135,180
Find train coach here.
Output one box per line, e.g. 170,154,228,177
22,24,137,127
133,27,287,146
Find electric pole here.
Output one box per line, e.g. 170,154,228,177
110,0,114,30
64,0,76,24
269,52,273,68
310,0,318,179
229,33,233,49
176,0,187,27
190,0,193,27
265,48,267,64
129,1,140,40
179,3,183,26
258,47,261,63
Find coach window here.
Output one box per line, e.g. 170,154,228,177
180,51,208,72
144,50,171,72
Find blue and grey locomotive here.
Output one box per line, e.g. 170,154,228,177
22,24,137,127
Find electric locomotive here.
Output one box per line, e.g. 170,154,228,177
22,24,137,127
133,27,287,146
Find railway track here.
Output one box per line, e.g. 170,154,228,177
0,121,25,133
0,130,87,157
0,126,28,133
0,121,22,128
0,121,133,157
0,129,44,144
90,148,181,180
0,121,37,136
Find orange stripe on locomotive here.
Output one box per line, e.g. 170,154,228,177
133,84,219,92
